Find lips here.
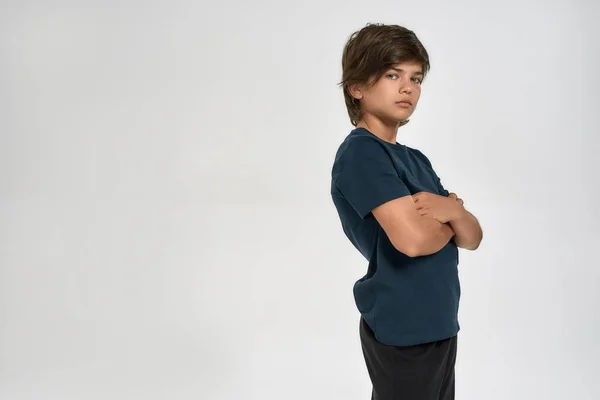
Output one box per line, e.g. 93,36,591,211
396,100,411,108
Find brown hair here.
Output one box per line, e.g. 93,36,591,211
339,23,431,127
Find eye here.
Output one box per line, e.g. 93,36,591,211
386,73,398,80
412,77,423,84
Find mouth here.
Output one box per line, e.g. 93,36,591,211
396,101,412,107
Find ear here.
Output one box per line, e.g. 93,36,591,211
348,84,363,100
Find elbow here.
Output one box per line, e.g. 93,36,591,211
468,238,483,251
401,245,421,258
469,238,482,250
390,234,426,258
455,231,483,251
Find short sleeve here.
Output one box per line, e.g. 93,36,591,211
333,137,412,219
413,149,449,196
436,177,450,197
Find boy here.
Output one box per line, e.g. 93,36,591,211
330,24,483,400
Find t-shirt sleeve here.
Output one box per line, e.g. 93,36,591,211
436,176,450,196
413,148,449,196
333,138,412,219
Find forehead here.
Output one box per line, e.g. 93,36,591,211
390,61,423,74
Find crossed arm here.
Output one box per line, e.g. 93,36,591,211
372,191,483,257
412,192,483,251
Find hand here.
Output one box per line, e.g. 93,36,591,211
448,192,464,207
412,192,464,223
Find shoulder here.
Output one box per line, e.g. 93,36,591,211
405,145,433,168
331,130,396,187
338,129,387,153
333,130,390,166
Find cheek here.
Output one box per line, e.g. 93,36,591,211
413,88,421,102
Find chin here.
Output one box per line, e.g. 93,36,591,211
395,111,413,121
380,110,412,125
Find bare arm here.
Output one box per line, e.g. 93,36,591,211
414,220,456,256
372,195,456,257
448,208,482,250
411,191,482,251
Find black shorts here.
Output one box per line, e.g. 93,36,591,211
359,317,457,400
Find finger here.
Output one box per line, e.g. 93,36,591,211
448,193,457,199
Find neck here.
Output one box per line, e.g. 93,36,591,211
356,116,401,145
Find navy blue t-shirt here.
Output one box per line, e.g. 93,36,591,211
331,127,460,346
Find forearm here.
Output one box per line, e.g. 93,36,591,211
414,219,455,256
449,209,482,250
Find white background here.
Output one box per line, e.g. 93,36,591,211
2,0,599,399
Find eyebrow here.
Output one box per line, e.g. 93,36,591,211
391,67,424,76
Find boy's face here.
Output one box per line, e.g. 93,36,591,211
353,60,423,125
